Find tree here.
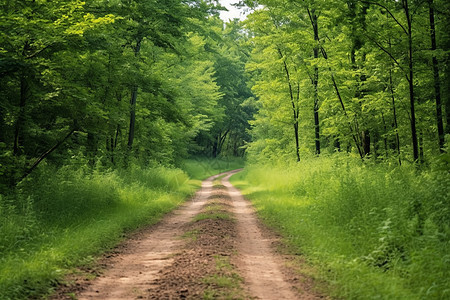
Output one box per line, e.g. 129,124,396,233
428,0,444,151
245,7,308,162
242,0,447,163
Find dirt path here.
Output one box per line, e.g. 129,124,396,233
223,170,300,299
75,173,221,299
61,170,322,299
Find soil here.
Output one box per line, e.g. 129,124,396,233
52,170,326,300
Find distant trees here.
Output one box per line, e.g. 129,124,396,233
194,19,256,158
243,0,449,164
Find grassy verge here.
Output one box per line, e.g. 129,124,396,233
0,164,194,299
231,154,449,299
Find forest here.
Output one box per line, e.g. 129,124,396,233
0,0,449,299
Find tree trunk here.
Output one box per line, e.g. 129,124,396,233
362,130,371,157
294,121,300,161
319,44,363,159
388,38,402,165
403,0,419,162
215,129,230,157
373,129,380,160
87,132,98,167
329,69,364,159
14,73,28,156
428,0,444,152
127,86,138,149
278,48,300,162
348,1,369,157
381,113,389,157
334,136,341,152
311,8,320,155
446,60,450,134
212,140,218,158
419,130,424,164
20,127,76,182
127,37,142,150
110,125,120,164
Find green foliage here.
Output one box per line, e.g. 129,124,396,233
192,19,256,158
244,0,449,162
0,163,193,299
1,0,448,298
0,0,251,191
0,1,251,296
232,155,450,299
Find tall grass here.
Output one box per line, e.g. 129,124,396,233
0,164,193,299
231,154,449,299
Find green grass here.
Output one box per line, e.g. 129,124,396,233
182,229,200,241
193,212,232,222
204,204,226,212
202,255,244,300
0,164,195,299
231,154,450,299
203,274,240,288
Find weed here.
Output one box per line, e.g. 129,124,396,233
182,229,200,241
214,255,234,272
202,255,244,299
204,204,226,212
203,288,217,299
193,213,232,222
203,274,238,288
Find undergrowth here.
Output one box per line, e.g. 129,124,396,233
231,154,449,299
0,163,194,299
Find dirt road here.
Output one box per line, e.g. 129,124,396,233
65,170,322,299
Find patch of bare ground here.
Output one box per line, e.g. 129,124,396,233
146,188,249,299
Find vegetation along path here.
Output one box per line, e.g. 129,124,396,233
59,170,323,299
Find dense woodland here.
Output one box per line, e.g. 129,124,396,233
1,0,449,299
242,0,450,164
0,0,254,191
2,0,450,188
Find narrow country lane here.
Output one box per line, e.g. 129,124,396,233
68,170,322,300
75,173,219,299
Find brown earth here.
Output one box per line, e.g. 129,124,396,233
52,170,326,300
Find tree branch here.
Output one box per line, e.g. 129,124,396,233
318,46,364,159
25,44,52,59
19,128,76,182
361,0,408,35
363,33,407,76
